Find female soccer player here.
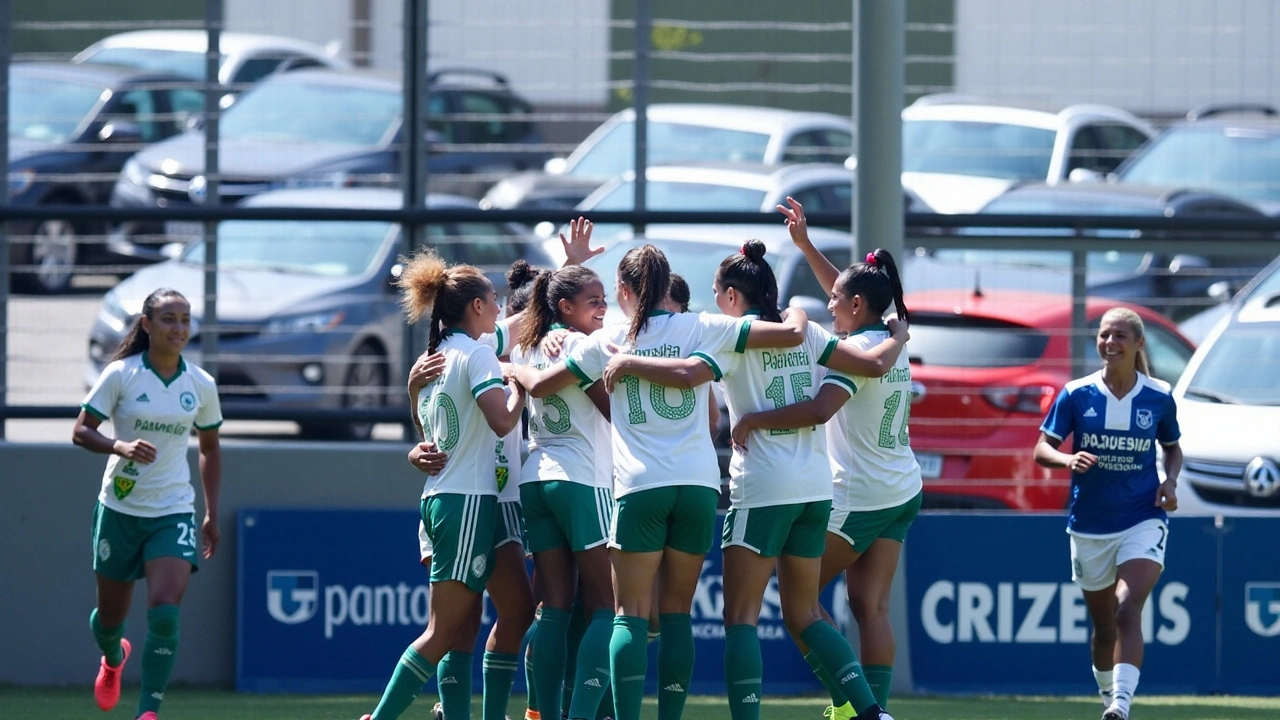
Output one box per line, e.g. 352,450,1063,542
1034,307,1181,720
604,240,906,720
514,242,810,720
361,251,526,720
731,197,921,718
73,287,222,720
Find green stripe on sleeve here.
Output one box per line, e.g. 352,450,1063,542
472,377,504,398
689,351,723,381
734,318,752,353
81,403,108,421
822,374,858,397
565,357,595,388
817,337,838,367
494,323,507,357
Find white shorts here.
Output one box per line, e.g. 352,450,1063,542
1069,518,1168,592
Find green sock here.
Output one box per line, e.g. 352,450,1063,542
564,603,588,717
524,620,539,714
863,665,893,709
372,646,436,720
568,610,614,720
609,615,649,720
483,651,520,720
594,679,615,720
534,606,571,720
89,608,125,667
723,625,762,720
799,623,876,715
137,604,180,716
656,614,694,720
437,651,474,720
804,651,848,707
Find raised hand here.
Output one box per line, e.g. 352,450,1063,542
560,216,603,266
776,196,810,247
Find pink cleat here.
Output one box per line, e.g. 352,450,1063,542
94,637,131,711
138,712,159,720
359,715,373,720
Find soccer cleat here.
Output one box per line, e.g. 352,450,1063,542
434,702,446,720
852,705,893,720
1102,706,1128,720
359,715,373,720
822,703,856,720
525,711,542,720
138,713,159,720
94,637,131,711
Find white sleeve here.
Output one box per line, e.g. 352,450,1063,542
468,347,505,399
480,317,517,357
566,332,607,387
82,362,123,421
194,371,223,430
807,322,840,367
696,312,751,355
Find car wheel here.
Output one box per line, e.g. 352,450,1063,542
341,343,389,440
16,217,78,293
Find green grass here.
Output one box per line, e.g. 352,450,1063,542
4,688,1280,720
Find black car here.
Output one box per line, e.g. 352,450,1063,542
905,182,1274,321
108,68,549,263
8,62,198,292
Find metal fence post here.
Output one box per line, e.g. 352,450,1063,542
855,0,904,263
401,0,430,440
1071,249,1088,379
0,0,9,440
202,0,222,381
632,0,650,235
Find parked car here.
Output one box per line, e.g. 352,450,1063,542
87,188,552,439
1173,257,1280,514
7,62,202,292
903,289,1195,511
480,104,853,211
902,95,1155,214
73,30,349,110
1100,104,1280,215
107,68,549,262
1178,254,1280,344
905,182,1274,321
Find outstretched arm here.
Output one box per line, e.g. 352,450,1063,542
602,355,716,392
731,383,849,451
824,319,910,377
778,196,841,295
561,216,604,266
742,307,808,349
512,362,581,398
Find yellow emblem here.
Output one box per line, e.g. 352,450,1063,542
113,475,136,500
496,466,510,492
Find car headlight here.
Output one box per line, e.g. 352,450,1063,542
9,168,35,197
121,158,149,188
263,310,346,335
99,293,134,333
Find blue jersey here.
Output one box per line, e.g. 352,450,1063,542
1040,371,1180,536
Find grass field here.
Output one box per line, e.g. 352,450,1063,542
4,689,1280,720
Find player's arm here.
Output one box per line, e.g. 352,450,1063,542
730,383,849,451
511,362,580,398
741,308,808,350
708,393,721,437
1033,432,1097,473
602,355,715,392
197,427,222,559
477,383,526,436
823,320,910,377
72,411,157,463
778,197,840,294
408,351,447,440
1157,441,1182,510
585,382,612,423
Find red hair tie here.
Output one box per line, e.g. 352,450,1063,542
865,252,878,266
740,244,747,255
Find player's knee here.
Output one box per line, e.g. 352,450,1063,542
1115,597,1144,629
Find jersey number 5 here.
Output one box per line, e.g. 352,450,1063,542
878,390,911,449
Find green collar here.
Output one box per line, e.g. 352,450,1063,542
550,322,570,330
142,352,186,387
850,322,889,336
743,308,762,318
647,309,674,318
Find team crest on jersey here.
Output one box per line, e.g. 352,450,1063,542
496,466,510,492
113,475,136,500
1135,408,1153,430
179,391,197,412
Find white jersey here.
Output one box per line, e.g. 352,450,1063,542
480,317,521,502
704,319,838,508
416,330,505,497
567,311,747,497
821,325,923,511
512,328,612,489
82,354,222,518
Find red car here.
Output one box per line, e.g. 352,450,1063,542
903,289,1196,511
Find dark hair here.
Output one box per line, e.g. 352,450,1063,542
668,273,690,313
834,248,909,323
618,244,670,343
397,249,493,352
715,240,781,322
110,288,189,362
517,265,601,351
506,259,541,314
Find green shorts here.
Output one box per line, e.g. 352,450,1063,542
92,502,199,582
610,485,719,554
722,500,832,558
828,491,923,555
494,501,525,551
521,481,613,553
421,493,497,592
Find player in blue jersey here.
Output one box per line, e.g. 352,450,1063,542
1034,307,1182,720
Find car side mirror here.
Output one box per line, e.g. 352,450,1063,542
98,121,143,144
1207,280,1235,304
1170,254,1211,273
544,157,568,174
788,295,833,327
1068,168,1105,183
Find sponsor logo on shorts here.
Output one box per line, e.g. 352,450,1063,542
1135,408,1153,429
266,571,320,624
97,539,111,561
471,554,487,578
113,476,135,500
1245,583,1280,637
180,391,197,412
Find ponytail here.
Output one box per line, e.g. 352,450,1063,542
505,259,540,314
716,239,781,322
397,249,491,352
110,287,187,362
834,248,909,322
618,244,670,344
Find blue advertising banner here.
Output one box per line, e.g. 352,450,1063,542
904,514,1217,695
1219,517,1280,695
237,508,837,695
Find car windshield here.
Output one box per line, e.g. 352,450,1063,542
904,120,1056,180
181,220,393,276
583,239,776,314
80,48,215,81
1119,125,1280,203
1184,322,1280,405
569,121,771,177
905,314,1051,368
589,180,767,211
221,80,401,145
9,74,105,143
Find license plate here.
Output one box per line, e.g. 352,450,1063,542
915,452,942,479
164,221,204,241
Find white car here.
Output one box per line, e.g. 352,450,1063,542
1172,256,1280,515
902,95,1155,214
